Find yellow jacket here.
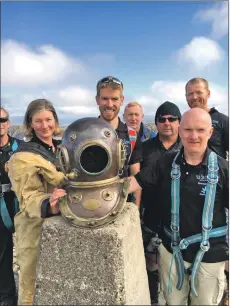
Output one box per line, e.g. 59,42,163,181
7,152,65,305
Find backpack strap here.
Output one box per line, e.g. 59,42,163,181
11,139,19,152
0,139,20,232
14,142,57,164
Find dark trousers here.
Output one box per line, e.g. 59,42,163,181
0,217,17,306
147,269,159,305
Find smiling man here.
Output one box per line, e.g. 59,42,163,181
96,76,142,206
126,108,228,305
185,78,229,159
123,101,156,142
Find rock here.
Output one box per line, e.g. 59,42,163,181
34,203,151,305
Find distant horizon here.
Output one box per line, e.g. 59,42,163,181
8,114,158,126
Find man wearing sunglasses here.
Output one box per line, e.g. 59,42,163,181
140,101,182,305
0,108,22,306
96,76,142,206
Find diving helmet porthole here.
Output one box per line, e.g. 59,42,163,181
79,144,110,175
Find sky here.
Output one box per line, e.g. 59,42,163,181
1,1,229,125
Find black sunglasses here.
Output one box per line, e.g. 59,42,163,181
157,116,179,123
97,76,123,90
0,117,9,123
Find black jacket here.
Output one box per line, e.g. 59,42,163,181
0,135,22,218
141,135,182,230
209,108,229,159
136,148,228,263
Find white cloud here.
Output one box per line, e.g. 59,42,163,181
176,36,224,70
137,80,228,121
194,2,228,39
1,85,99,120
1,40,84,86
57,87,95,106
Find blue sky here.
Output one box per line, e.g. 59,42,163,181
1,1,228,125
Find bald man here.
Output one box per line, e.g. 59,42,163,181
127,109,228,305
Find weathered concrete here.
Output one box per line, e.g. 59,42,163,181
34,203,150,305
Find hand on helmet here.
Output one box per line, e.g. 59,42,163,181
49,188,67,214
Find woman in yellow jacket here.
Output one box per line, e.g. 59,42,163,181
7,99,66,305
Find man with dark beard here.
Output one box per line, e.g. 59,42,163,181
96,76,142,205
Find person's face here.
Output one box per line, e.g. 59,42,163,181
96,88,124,122
123,105,144,131
0,109,10,138
185,82,210,110
31,110,56,141
156,114,180,138
179,114,213,154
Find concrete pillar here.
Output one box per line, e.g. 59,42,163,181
34,203,150,305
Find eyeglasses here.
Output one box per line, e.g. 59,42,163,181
0,117,9,123
157,116,179,123
97,76,123,90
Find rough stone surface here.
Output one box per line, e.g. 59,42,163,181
34,203,151,305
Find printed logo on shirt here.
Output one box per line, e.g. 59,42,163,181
196,174,207,181
199,185,207,196
196,174,207,186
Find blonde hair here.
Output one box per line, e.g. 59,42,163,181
124,101,143,112
185,78,209,92
24,99,60,136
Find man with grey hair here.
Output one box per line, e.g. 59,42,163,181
126,108,228,305
123,101,156,142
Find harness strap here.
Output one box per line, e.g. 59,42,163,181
12,139,18,151
0,139,19,232
169,152,184,292
0,194,15,232
191,151,219,296
169,151,221,297
164,225,227,247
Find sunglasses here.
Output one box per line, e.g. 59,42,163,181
97,76,123,90
0,117,9,123
157,116,179,123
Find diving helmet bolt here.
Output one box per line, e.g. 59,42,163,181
104,130,111,138
88,221,96,226
102,190,114,201
66,172,78,180
69,132,77,142
71,193,82,203
66,215,74,221
110,211,117,216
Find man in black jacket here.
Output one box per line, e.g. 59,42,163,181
96,76,142,206
0,108,21,306
185,77,229,159
127,108,228,305
141,101,182,305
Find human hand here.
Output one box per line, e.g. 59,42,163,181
49,188,67,214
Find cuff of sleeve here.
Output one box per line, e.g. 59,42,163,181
40,198,54,218
134,172,144,188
